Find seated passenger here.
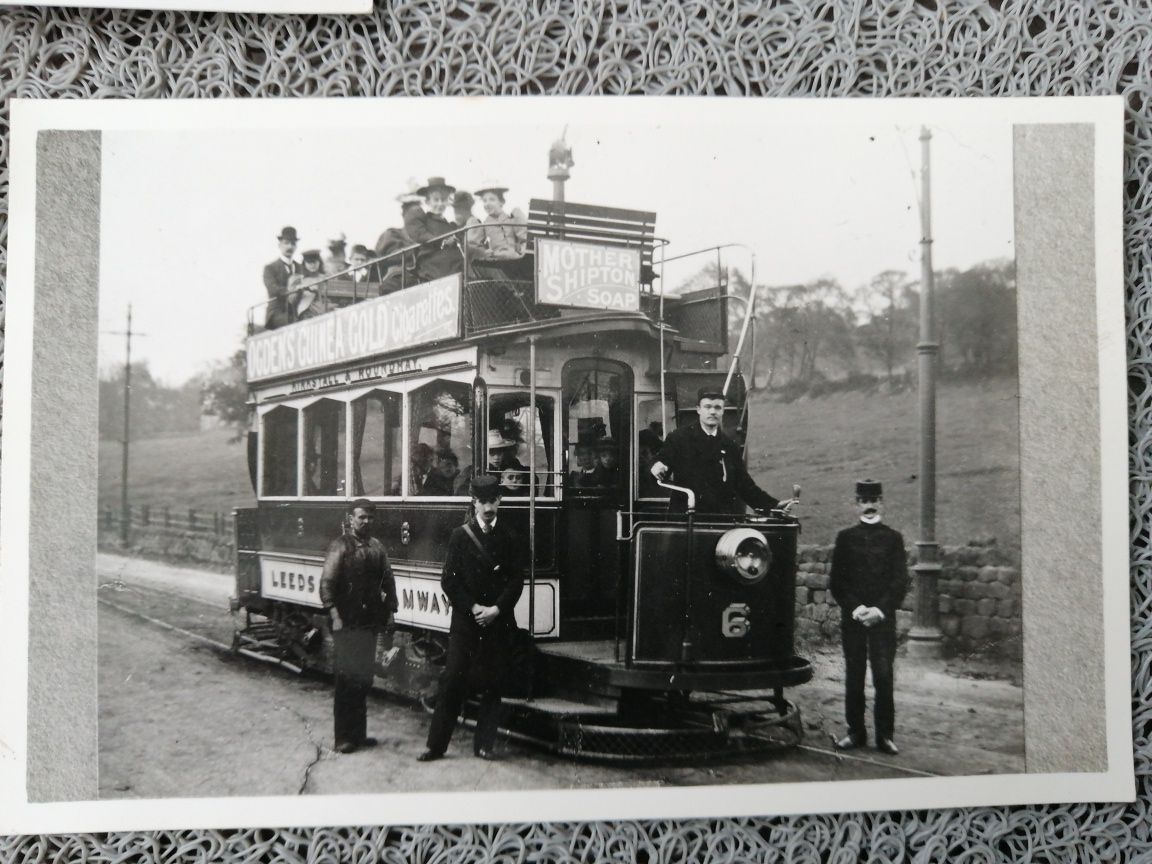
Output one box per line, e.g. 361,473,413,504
262,225,300,330
569,442,598,489
295,250,333,318
474,182,528,260
487,430,528,495
410,442,434,494
404,176,464,283
323,233,348,276
593,439,621,489
421,449,460,496
376,194,420,295
452,190,483,255
348,244,374,291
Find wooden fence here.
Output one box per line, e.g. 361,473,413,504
100,504,236,538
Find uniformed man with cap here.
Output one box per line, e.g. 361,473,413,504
829,479,909,756
650,387,794,515
418,475,524,762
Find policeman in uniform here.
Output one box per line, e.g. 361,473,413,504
319,499,398,754
419,475,524,762
828,479,909,756
650,387,794,514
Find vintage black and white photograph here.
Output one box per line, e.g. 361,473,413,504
0,97,1131,831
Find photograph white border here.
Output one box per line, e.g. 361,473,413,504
0,95,1132,834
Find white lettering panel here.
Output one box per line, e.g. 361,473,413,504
259,555,324,608
535,238,641,312
394,572,559,637
246,274,462,383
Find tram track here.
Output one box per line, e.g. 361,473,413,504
99,573,941,780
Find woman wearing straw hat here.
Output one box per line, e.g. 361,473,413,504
473,182,527,260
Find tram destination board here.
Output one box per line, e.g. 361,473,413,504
0,96,1134,833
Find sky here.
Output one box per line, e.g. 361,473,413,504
98,117,1014,385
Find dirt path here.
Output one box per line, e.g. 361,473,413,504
97,557,1024,799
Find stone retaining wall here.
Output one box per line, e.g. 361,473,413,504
794,539,1021,659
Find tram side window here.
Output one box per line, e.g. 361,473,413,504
262,406,299,497
351,390,402,497
487,391,555,496
566,368,625,496
302,398,347,497
409,380,473,496
636,397,675,498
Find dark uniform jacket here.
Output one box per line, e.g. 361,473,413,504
828,521,909,621
319,533,398,629
440,518,523,634
262,257,299,329
402,208,462,282
659,422,779,514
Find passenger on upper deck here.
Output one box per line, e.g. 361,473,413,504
376,192,421,295
324,233,348,276
294,250,332,319
404,176,464,283
473,182,528,260
348,244,372,286
262,225,300,330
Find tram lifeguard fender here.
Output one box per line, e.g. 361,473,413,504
630,518,799,666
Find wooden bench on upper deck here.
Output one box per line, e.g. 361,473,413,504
526,199,659,286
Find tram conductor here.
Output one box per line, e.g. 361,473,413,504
829,479,909,756
650,387,794,515
419,475,524,762
319,499,397,754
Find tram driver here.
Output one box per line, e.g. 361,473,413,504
650,387,797,515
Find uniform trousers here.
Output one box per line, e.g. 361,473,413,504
332,628,377,747
841,618,897,742
426,626,507,755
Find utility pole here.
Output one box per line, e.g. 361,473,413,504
908,127,944,658
105,306,146,547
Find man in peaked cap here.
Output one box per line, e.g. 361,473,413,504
419,475,524,762
828,479,910,756
650,386,794,515
262,225,300,329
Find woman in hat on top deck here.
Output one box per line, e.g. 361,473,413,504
404,176,465,283
473,182,528,260
294,250,333,319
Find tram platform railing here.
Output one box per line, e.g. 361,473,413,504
245,217,674,339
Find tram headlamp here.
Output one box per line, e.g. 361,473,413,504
715,528,771,585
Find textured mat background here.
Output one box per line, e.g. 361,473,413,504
0,0,1150,860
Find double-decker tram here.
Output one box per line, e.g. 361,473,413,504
233,187,813,760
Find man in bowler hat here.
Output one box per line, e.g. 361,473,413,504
263,226,300,329
650,387,794,515
319,499,397,753
829,479,909,756
419,475,523,761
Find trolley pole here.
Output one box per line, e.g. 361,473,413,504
908,127,944,658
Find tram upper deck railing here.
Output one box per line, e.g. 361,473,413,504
245,201,733,382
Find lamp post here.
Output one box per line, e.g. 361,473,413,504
908,126,944,659
548,129,573,202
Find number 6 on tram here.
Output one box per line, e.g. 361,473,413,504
231,197,813,761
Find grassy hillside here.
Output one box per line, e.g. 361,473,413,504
98,427,255,516
99,378,1021,557
746,377,1020,555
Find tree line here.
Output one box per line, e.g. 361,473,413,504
708,258,1017,397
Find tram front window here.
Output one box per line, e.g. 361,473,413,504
352,389,401,497
261,405,298,497
409,380,473,496
487,391,555,496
